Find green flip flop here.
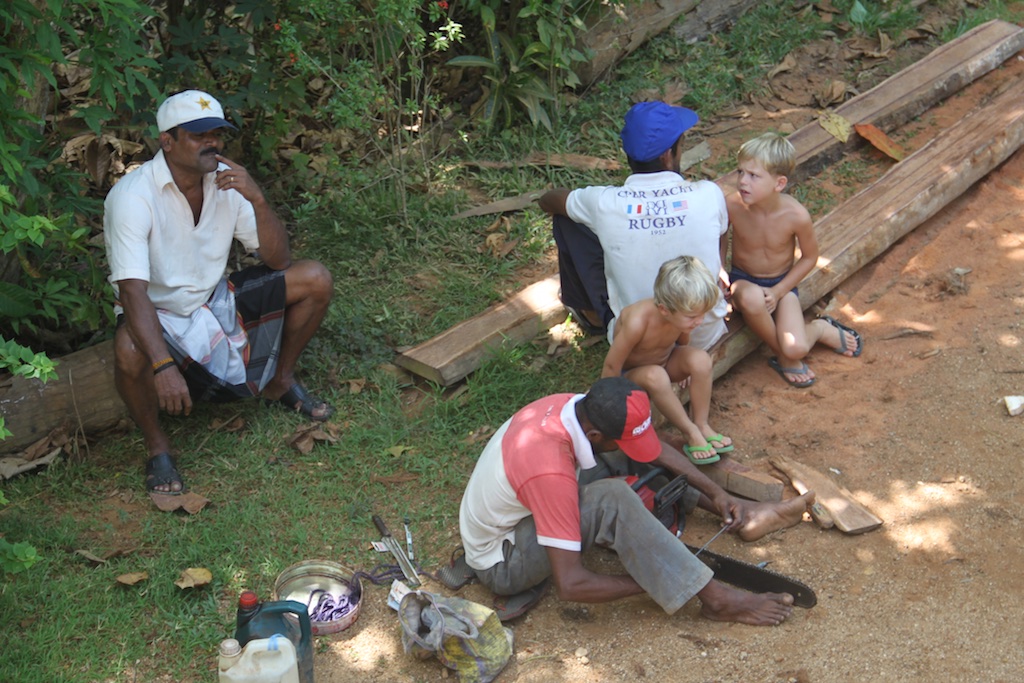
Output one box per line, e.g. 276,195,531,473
683,442,721,465
705,433,734,454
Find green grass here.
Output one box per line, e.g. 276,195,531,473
0,340,607,682
0,0,1001,679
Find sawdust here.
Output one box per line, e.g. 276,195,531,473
316,21,1024,683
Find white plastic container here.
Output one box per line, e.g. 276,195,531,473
219,635,300,683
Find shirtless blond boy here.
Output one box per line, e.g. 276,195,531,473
602,256,730,465
726,133,862,388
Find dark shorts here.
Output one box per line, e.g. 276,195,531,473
729,266,798,296
118,265,286,403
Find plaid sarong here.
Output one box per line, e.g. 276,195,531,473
161,265,286,403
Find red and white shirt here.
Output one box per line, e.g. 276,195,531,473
459,393,598,570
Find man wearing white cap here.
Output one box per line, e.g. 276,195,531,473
104,89,334,496
449,377,799,625
539,101,729,352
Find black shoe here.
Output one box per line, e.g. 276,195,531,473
562,303,605,335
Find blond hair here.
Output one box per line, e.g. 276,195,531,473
737,132,796,178
653,255,719,314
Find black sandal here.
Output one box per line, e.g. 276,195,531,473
435,547,477,590
492,580,550,621
265,384,334,422
145,452,185,495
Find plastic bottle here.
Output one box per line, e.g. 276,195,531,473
218,635,300,683
234,591,314,683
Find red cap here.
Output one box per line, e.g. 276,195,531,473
238,590,258,609
612,390,661,463
584,377,662,463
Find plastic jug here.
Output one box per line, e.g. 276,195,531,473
234,591,314,683
218,635,300,683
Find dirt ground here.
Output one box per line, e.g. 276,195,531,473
313,20,1024,683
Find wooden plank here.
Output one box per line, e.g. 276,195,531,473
710,73,1024,379
702,456,784,502
660,431,782,501
394,276,565,385
769,454,882,534
0,342,126,454
786,19,1024,183
396,21,1024,387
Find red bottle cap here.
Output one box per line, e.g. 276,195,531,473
238,590,258,609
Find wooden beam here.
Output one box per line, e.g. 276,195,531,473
394,276,566,386
770,455,882,534
710,72,1024,379
703,457,784,502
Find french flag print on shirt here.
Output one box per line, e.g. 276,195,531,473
626,204,643,214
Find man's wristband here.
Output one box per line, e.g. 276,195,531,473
152,357,176,374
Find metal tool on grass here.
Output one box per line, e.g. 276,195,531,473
373,515,420,587
403,515,414,561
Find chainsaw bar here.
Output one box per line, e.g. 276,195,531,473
685,544,817,608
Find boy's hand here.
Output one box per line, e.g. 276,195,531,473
762,287,777,314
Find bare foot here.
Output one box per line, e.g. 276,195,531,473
737,491,815,541
697,579,794,626
701,427,733,450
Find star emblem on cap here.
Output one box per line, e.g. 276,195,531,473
197,96,211,110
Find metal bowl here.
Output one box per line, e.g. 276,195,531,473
273,560,361,635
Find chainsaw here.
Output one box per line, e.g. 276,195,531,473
626,467,817,608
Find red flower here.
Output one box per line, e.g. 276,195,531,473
274,22,281,31
437,1,448,9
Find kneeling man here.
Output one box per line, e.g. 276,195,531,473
458,377,811,624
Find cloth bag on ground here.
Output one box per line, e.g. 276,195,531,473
398,590,513,683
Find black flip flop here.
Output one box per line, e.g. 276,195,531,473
435,547,477,590
265,384,334,422
768,357,816,388
493,580,550,621
820,315,863,357
145,452,186,495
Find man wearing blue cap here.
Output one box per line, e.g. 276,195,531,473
539,101,728,350
104,90,335,497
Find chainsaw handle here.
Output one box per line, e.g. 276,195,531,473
630,466,666,491
372,515,391,537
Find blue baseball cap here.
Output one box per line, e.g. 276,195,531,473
620,102,699,162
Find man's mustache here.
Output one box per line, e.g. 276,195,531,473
200,147,219,156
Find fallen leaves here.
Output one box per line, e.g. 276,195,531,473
114,566,212,589
175,567,213,589
117,572,149,586
148,490,211,514
816,79,856,107
287,422,340,454
386,445,413,458
818,110,853,142
854,123,905,161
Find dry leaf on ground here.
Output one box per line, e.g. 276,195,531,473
175,567,212,589
854,123,905,161
148,491,211,514
117,571,149,586
768,53,797,79
818,110,853,142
